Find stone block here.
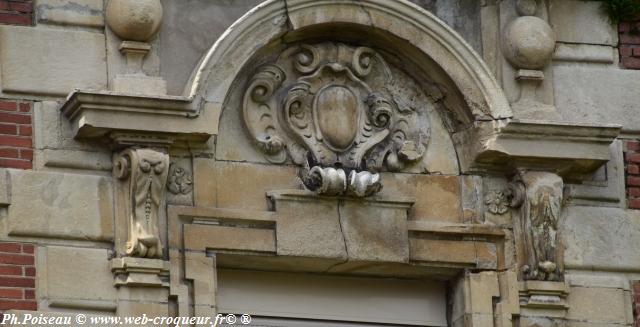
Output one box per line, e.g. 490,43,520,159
549,0,617,46
563,206,640,271
36,0,104,27
340,200,409,263
39,246,116,311
461,175,483,223
382,174,462,223
566,286,628,324
208,161,302,211
193,158,216,207
184,224,275,253
0,168,9,206
34,149,112,172
7,169,114,241
553,43,615,64
271,193,346,259
33,101,102,153
468,271,499,314
554,65,640,132
0,26,107,96
410,238,495,268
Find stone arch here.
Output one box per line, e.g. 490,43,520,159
185,0,512,123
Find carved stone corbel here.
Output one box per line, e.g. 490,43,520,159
509,171,564,281
113,148,169,258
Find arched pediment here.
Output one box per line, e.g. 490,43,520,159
186,0,512,123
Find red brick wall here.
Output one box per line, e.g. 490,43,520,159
620,18,640,69
625,140,640,209
0,99,32,170
0,242,36,315
0,0,32,26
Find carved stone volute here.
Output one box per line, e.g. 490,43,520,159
114,148,169,258
510,171,564,281
243,42,431,196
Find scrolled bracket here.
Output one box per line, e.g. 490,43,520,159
512,171,564,282
301,166,382,198
114,147,169,259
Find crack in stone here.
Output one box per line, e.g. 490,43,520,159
323,199,350,273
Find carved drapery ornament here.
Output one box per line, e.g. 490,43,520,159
510,171,564,281
114,148,169,258
242,42,431,196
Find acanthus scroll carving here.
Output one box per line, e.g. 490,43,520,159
114,148,169,258
243,42,431,196
510,171,564,281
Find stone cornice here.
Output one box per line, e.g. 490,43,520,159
59,91,215,147
456,119,621,182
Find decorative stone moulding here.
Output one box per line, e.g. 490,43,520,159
455,119,621,182
60,91,215,148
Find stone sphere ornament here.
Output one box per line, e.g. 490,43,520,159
502,16,556,70
106,0,163,42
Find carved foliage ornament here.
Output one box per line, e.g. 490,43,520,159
114,148,169,258
167,164,193,195
243,43,431,195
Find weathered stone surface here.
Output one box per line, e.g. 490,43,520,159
201,161,302,211
566,286,629,324
0,169,10,206
468,271,499,314
159,0,263,95
461,175,483,223
7,169,114,241
408,0,482,53
549,0,617,46
39,246,116,310
563,206,640,271
554,65,640,132
192,158,217,207
409,238,496,268
37,0,104,27
271,194,346,259
112,75,167,96
340,200,409,263
184,225,275,253
34,149,112,172
382,174,462,223
0,26,107,96
553,43,615,64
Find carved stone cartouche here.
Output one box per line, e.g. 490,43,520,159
511,171,564,281
114,148,169,258
242,43,431,196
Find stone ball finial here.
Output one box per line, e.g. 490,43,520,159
502,16,556,70
106,0,163,42
516,0,538,16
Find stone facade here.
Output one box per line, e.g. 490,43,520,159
0,0,638,326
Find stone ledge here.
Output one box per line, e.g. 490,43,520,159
59,91,215,147
456,119,621,182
